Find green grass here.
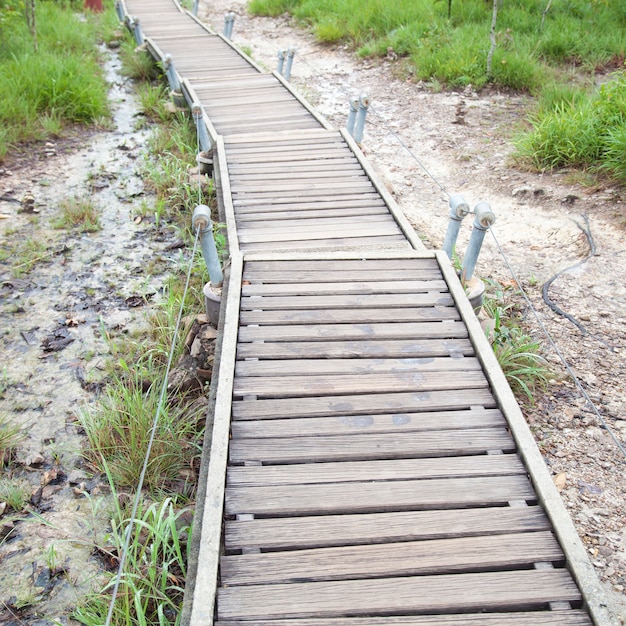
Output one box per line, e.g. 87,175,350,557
0,477,31,511
0,411,24,466
74,498,192,626
250,0,625,91
482,282,551,403
515,72,626,184
0,1,111,160
54,195,102,233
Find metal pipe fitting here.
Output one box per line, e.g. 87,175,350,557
461,201,496,283
277,49,286,75
191,104,212,152
346,97,359,136
354,93,370,143
284,47,296,81
193,205,223,286
163,54,181,92
442,194,470,259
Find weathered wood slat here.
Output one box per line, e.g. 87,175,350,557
225,474,533,516
233,370,488,399
216,612,593,626
236,206,388,221
237,321,466,342
221,531,564,585
236,338,474,360
241,279,447,296
238,235,409,251
233,192,382,206
238,307,460,324
224,506,551,550
229,428,514,463
233,388,496,421
237,217,397,238
229,407,502,439
239,292,454,310
243,258,440,271
227,452,521,486
235,356,475,377
216,570,580,620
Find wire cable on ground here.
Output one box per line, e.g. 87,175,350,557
104,226,202,626
490,227,626,463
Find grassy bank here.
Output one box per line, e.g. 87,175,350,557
250,0,626,184
0,0,116,160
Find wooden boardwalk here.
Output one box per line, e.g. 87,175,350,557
117,1,615,624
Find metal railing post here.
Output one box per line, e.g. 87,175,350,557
192,0,199,16
354,93,370,143
461,201,496,283
192,205,223,286
163,54,181,93
346,97,359,136
191,104,212,153
277,49,286,75
442,194,470,259
284,47,296,80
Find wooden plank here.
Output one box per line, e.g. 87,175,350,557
237,219,398,240
238,235,409,251
220,531,564,585
238,307,460,325
237,321,467,342
233,370,488,399
216,570,581,620
226,452,521,486
242,268,441,282
229,428,514,463
223,128,336,144
237,227,404,245
240,279,447,296
216,612,593,626
224,506,551,551
233,193,382,206
236,206,388,222
235,356,475,377
225,475,534,516
229,406,502,439
243,258,440,272
228,160,362,173
239,292,454,310
232,388,496,420
188,254,243,626
236,338,474,360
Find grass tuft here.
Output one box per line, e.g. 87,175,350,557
54,195,102,233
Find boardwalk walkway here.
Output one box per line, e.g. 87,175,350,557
117,1,615,624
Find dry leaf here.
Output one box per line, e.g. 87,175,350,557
553,471,567,492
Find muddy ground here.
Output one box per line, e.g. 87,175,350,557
0,1,624,622
0,48,192,623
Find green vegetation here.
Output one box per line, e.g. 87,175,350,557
0,411,24,466
74,498,191,626
482,282,551,402
0,1,111,160
54,195,102,232
249,0,624,91
515,73,626,184
0,476,31,512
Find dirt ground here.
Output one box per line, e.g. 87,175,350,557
197,0,626,618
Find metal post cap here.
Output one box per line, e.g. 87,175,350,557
449,194,470,219
473,201,496,228
192,204,212,231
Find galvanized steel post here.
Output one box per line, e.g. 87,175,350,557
224,12,235,39
442,194,470,259
346,97,359,136
277,49,286,75
163,54,181,93
131,17,144,45
191,104,212,153
284,47,296,81
192,205,223,286
461,201,496,283
192,0,199,16
115,1,124,21
354,93,370,143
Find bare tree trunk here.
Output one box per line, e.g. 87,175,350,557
486,0,499,78
25,0,37,52
541,0,553,29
